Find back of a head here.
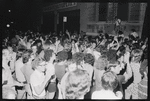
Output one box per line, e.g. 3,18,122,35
131,48,143,63
131,29,136,32
117,45,126,59
107,49,117,64
105,33,109,39
44,39,51,47
65,69,91,99
118,31,123,35
56,51,68,62
96,45,107,56
101,71,118,91
44,49,53,62
84,53,95,66
72,52,84,65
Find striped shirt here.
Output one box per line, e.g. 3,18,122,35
138,77,147,99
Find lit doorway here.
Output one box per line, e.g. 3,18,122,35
58,9,80,34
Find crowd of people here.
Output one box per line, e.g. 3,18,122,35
2,27,148,99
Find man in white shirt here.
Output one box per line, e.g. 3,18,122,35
92,71,122,99
83,53,94,81
43,49,56,99
30,58,52,99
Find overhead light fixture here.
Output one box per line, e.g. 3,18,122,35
11,22,14,23
8,10,11,12
6,24,10,27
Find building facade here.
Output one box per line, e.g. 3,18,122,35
42,2,147,37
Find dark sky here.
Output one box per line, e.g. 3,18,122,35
0,0,59,31
1,0,34,30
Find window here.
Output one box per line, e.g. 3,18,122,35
107,3,117,22
117,3,128,21
99,3,108,21
128,3,141,22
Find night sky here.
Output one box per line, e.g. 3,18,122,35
1,0,33,30
0,0,57,31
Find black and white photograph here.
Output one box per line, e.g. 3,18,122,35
1,0,148,99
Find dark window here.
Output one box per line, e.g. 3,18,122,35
129,3,141,22
43,12,55,33
99,3,108,21
117,3,128,21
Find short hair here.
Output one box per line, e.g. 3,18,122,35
65,69,91,99
117,45,126,59
118,31,123,35
17,44,27,50
72,52,84,65
131,49,143,63
117,37,123,42
27,36,33,42
71,39,77,43
95,36,100,41
2,86,16,99
95,45,107,56
101,71,118,90
106,60,120,72
32,57,45,70
35,39,42,45
22,50,32,64
104,33,109,39
44,49,53,62
85,41,91,48
94,55,108,70
84,53,95,66
16,48,26,61
44,39,51,46
56,51,68,62
131,29,136,32
131,43,141,50
106,49,117,64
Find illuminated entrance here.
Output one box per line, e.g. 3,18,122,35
58,10,80,34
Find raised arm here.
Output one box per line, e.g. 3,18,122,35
123,52,132,83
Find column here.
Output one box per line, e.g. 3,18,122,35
139,3,147,38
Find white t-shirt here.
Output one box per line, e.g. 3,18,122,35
92,89,121,99
130,62,141,84
45,62,55,82
15,59,26,82
83,63,94,81
60,72,70,99
30,70,46,97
